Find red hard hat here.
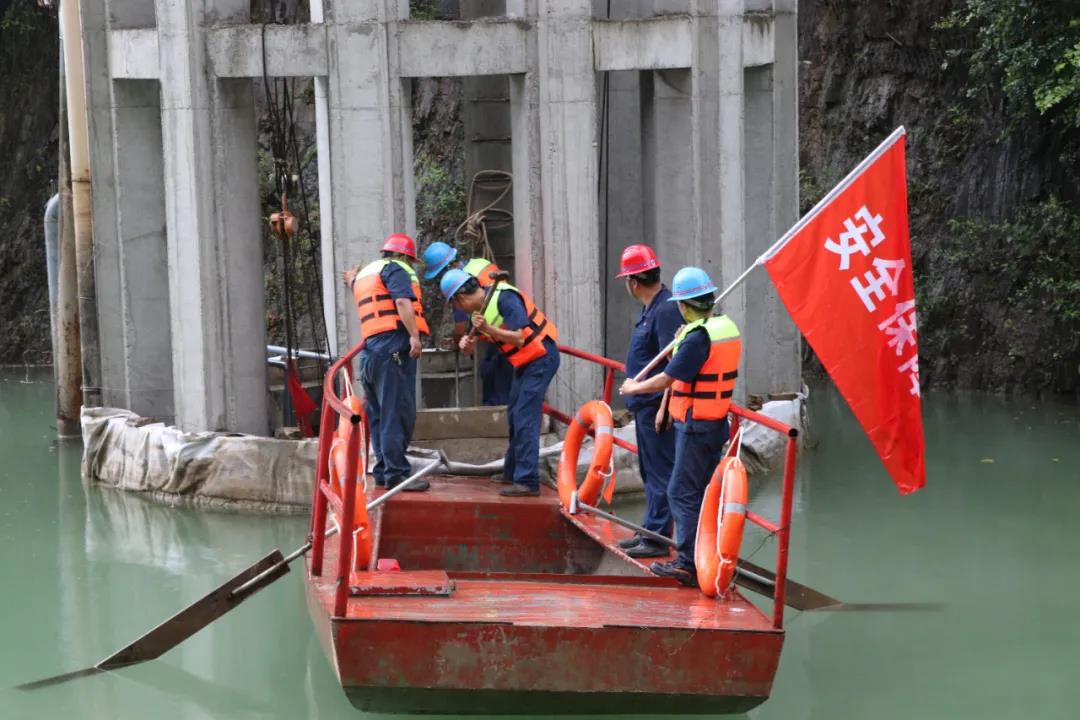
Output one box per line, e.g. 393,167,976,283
616,244,661,278
382,233,418,259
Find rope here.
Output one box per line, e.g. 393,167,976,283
453,170,513,262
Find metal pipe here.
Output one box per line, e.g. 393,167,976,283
773,436,799,629
576,500,674,547
44,194,60,338
364,457,443,513
266,345,333,362
60,0,101,407
55,37,81,439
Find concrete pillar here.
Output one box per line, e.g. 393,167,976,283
156,0,267,433
112,80,174,421
600,68,645,363
535,0,602,410
314,0,412,353
78,0,124,409
769,0,802,393
641,68,694,269
690,0,747,396
507,0,542,296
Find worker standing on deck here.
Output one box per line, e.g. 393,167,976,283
614,245,682,559
619,267,740,586
440,269,560,497
343,233,432,492
420,241,513,405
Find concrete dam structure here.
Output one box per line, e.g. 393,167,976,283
76,0,800,435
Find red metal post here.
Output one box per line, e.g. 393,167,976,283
771,435,798,629
602,368,614,406
310,396,336,576
334,414,362,617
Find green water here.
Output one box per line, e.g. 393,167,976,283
1,367,1077,719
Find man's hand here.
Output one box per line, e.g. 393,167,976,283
459,335,477,355
470,313,489,335
408,335,422,359
619,379,639,396
342,267,358,288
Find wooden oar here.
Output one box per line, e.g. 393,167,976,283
17,457,446,691
570,498,840,611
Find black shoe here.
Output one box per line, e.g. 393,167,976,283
625,540,671,559
374,478,387,488
499,483,540,497
490,473,512,484
617,534,643,550
650,560,698,587
387,476,430,492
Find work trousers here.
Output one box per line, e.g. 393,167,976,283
668,421,730,568
503,347,560,489
359,341,417,484
481,344,514,406
633,403,676,537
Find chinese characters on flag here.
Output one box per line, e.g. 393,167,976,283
762,128,926,494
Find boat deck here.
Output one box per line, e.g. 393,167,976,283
307,475,776,631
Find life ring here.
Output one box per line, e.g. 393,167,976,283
694,455,748,597
557,400,616,509
328,393,374,571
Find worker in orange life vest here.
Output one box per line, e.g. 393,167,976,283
342,233,431,492
420,241,514,405
441,269,560,497
619,266,741,586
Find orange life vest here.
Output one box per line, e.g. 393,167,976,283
462,257,500,288
669,315,741,423
352,259,430,340
482,282,558,368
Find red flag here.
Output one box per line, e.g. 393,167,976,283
286,359,318,438
761,128,925,494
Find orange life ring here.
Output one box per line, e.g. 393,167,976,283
694,456,748,597
557,400,616,509
328,394,374,571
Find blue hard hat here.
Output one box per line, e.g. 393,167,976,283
422,241,458,280
669,266,718,302
440,268,472,302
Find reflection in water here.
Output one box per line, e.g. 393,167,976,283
2,368,1079,719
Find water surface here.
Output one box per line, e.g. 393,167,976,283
1,368,1077,719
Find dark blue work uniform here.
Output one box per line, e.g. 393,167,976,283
359,263,417,485
663,327,731,569
453,303,513,405
624,287,682,537
495,291,560,490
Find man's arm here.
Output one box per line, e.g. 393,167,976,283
395,299,423,359
620,372,674,397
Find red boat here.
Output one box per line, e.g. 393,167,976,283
305,344,800,715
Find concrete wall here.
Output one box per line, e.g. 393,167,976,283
81,0,801,434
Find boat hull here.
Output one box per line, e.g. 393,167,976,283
305,477,783,714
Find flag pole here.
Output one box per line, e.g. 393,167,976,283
630,126,907,383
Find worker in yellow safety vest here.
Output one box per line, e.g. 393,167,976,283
441,269,560,497
343,233,431,492
619,266,741,586
420,241,513,405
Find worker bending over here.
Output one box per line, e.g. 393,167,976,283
420,241,513,405
441,269,560,497
619,267,741,586
343,233,431,492
614,245,682,559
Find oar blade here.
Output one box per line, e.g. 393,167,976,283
17,549,289,691
99,549,289,670
736,559,843,611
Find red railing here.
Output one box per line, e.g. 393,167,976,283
309,341,368,618
310,341,799,627
547,345,799,629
